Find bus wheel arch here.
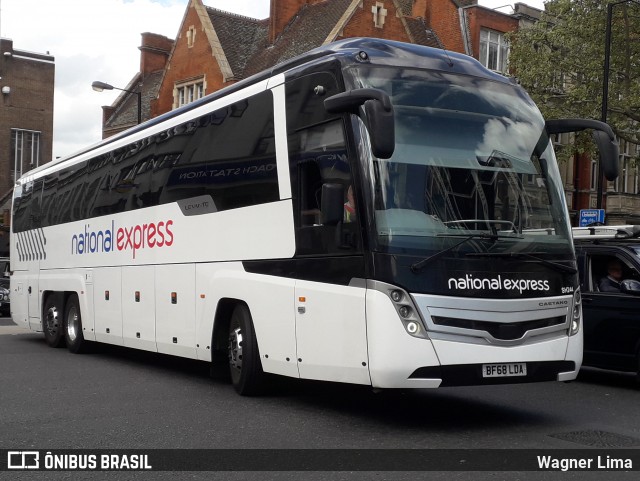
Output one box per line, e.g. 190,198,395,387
209,298,237,380
42,291,65,348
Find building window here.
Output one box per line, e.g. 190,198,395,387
371,2,388,29
11,129,41,182
479,29,509,73
617,140,633,193
552,132,574,186
186,26,196,48
635,142,640,193
174,79,205,109
590,158,598,191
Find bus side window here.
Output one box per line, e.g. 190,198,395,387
297,159,322,226
285,71,359,256
12,183,27,233
161,90,279,211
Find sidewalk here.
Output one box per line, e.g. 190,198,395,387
0,317,30,335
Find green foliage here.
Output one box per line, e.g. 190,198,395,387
507,0,640,145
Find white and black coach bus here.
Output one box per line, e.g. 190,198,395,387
10,38,619,395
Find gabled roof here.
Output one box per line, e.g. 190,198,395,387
206,8,269,80
244,0,357,77
101,0,456,135
240,0,441,78
452,0,478,7
404,17,443,49
396,0,414,15
104,71,163,132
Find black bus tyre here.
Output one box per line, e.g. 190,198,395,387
64,294,88,354
43,293,65,348
228,304,264,396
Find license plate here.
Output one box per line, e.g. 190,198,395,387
482,362,527,378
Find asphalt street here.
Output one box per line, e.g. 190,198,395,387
1,318,639,480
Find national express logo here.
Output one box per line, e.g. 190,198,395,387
71,219,174,259
448,274,550,294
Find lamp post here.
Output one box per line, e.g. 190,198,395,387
92,80,142,125
597,0,639,209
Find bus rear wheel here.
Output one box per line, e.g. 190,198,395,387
43,293,65,348
65,294,88,354
228,304,264,396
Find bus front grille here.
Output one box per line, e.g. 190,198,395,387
430,315,566,341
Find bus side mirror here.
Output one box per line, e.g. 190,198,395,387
321,183,344,226
592,130,619,181
324,88,395,159
545,118,620,181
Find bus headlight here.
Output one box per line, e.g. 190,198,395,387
368,281,429,339
390,290,403,303
386,287,427,339
570,288,581,336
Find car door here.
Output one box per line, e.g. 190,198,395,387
578,245,640,372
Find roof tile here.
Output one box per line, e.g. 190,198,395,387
206,7,269,79
105,71,163,129
243,0,355,77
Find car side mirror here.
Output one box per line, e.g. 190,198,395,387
620,279,640,296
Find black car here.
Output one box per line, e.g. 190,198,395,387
0,276,9,317
573,225,640,379
0,257,9,317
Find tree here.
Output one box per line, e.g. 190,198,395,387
508,0,640,145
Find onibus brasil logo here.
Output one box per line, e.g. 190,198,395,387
71,219,174,259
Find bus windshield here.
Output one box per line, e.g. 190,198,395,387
350,67,573,258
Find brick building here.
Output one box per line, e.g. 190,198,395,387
101,33,174,138
101,1,541,136
111,0,618,223
100,0,447,134
0,38,54,253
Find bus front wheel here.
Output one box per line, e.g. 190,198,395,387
43,293,65,348
65,294,88,354
228,304,264,396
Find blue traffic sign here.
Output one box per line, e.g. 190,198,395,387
579,209,605,227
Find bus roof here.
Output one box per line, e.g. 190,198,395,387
25,38,515,182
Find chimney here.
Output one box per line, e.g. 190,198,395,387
100,106,116,139
139,32,173,76
269,0,312,44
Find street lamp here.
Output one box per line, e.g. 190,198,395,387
597,0,640,209
91,80,142,125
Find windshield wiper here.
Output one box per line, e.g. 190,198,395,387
410,233,500,273
444,219,519,234
465,251,577,275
